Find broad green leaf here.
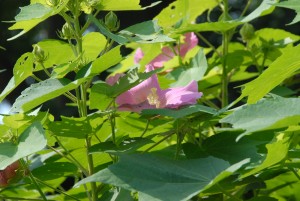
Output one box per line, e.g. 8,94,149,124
241,136,291,178
99,0,160,11
221,96,300,138
10,78,85,113
35,40,75,71
142,104,217,119
82,32,107,62
169,49,208,87
0,122,46,170
75,154,233,201
14,3,51,21
183,131,272,164
155,0,218,30
47,116,98,139
8,1,70,40
0,53,33,102
90,45,123,75
239,45,300,103
89,83,113,110
275,0,300,24
32,162,77,181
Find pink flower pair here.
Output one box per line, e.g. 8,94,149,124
106,32,202,113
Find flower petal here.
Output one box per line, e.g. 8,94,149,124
134,48,144,64
161,80,203,108
116,65,160,106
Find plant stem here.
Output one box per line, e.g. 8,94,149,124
221,0,230,109
143,130,175,153
20,159,48,201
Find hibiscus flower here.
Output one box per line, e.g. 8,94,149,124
109,65,202,113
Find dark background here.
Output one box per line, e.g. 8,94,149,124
0,0,299,116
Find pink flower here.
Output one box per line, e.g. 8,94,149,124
115,65,202,112
0,161,20,187
134,32,198,68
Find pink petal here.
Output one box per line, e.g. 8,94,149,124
134,48,144,64
160,80,203,108
116,65,160,106
106,73,125,86
150,46,175,68
179,32,198,57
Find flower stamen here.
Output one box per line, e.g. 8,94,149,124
147,88,161,108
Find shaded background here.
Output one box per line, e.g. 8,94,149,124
0,0,299,117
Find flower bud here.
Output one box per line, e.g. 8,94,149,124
105,11,120,32
240,23,255,42
46,0,59,7
32,45,47,63
61,23,74,39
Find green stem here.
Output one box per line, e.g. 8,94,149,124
20,159,48,201
140,120,150,137
289,167,300,181
221,0,230,109
240,0,253,17
216,183,242,201
40,62,51,77
143,130,175,153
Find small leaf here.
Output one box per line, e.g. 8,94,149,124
0,122,46,170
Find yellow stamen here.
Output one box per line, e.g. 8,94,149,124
147,88,161,108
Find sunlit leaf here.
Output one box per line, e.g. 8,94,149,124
0,53,33,102
0,122,46,170
238,45,300,103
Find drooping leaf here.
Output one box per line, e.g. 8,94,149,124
275,0,300,24
141,104,217,119
241,136,291,178
74,154,240,201
221,96,300,139
10,78,85,113
0,53,33,102
0,122,46,170
8,1,70,40
238,45,300,103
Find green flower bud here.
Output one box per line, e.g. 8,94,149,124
240,23,255,42
46,0,59,7
32,45,47,63
61,23,74,39
105,11,120,32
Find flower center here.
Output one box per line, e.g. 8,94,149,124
147,88,161,108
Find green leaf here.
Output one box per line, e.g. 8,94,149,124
10,78,85,113
14,3,51,21
0,122,46,170
275,0,300,24
239,45,300,103
142,104,217,119
0,53,33,102
90,15,174,44
47,116,97,139
221,96,300,138
8,1,70,40
99,0,160,11
89,137,153,154
155,0,218,30
32,162,77,181
241,0,277,22
89,82,113,110
169,49,207,87
35,40,75,71
75,154,233,201
82,32,107,62
241,136,291,178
